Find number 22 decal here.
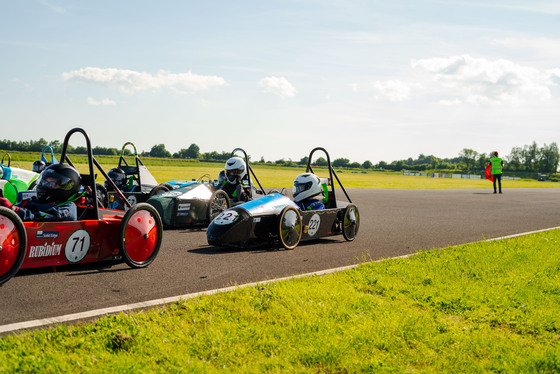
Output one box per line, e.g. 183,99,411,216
214,210,239,225
307,214,321,236
65,229,91,263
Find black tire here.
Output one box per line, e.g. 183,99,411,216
0,207,27,286
118,203,163,268
342,204,360,241
149,183,173,197
207,190,230,223
95,182,109,208
277,206,302,250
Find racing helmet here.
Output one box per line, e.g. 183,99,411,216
36,163,81,203
292,173,323,203
32,160,47,173
224,157,246,183
106,168,127,190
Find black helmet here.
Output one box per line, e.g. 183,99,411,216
36,163,81,203
32,160,47,173
106,168,127,190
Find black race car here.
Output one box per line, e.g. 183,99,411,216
105,142,161,210
206,147,360,249
146,148,266,228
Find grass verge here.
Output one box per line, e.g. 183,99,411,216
2,230,560,372
9,158,558,189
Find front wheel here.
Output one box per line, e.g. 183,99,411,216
277,206,302,250
0,207,27,286
118,203,163,268
149,183,173,197
207,190,230,223
342,204,360,241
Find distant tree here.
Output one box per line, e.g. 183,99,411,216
392,160,405,171
173,143,200,159
522,142,539,170
298,156,309,165
362,160,373,169
332,158,350,168
313,157,328,167
507,146,523,170
150,144,171,158
185,144,200,159
539,142,559,173
459,148,478,170
476,154,489,170
348,162,361,169
378,161,387,169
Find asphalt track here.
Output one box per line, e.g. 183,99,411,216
1,188,559,332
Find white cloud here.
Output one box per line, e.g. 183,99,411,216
62,67,227,94
373,80,414,102
87,97,116,106
39,0,67,14
438,98,462,106
411,55,557,105
259,76,297,98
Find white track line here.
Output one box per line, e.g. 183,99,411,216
2,226,560,335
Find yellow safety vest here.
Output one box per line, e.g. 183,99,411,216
491,157,502,174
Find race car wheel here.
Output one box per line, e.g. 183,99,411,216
0,207,27,286
278,206,302,250
149,183,173,197
207,190,230,223
118,203,163,268
342,204,360,241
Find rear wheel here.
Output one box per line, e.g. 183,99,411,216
207,190,230,223
118,203,162,268
0,207,27,286
95,182,109,208
342,204,360,241
149,183,173,197
278,206,302,250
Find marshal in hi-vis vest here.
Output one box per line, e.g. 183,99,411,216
491,157,503,175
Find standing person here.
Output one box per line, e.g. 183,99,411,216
488,151,504,194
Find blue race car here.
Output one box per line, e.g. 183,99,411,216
207,147,360,249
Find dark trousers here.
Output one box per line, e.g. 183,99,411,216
493,174,502,193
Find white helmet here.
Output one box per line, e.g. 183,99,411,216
292,173,323,203
224,157,246,183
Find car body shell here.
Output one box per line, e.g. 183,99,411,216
207,193,353,248
0,129,163,286
146,181,223,227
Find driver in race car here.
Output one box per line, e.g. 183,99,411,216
0,163,80,221
292,173,326,211
106,167,136,192
218,156,250,203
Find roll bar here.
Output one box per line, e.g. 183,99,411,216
305,147,352,205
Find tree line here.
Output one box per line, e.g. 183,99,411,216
0,138,558,174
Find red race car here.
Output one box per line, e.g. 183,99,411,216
0,128,163,286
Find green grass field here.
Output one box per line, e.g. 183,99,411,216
1,230,559,372
2,152,560,371
7,158,558,190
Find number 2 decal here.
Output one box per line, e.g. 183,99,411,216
65,229,91,263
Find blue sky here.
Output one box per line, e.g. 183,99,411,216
1,1,559,164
